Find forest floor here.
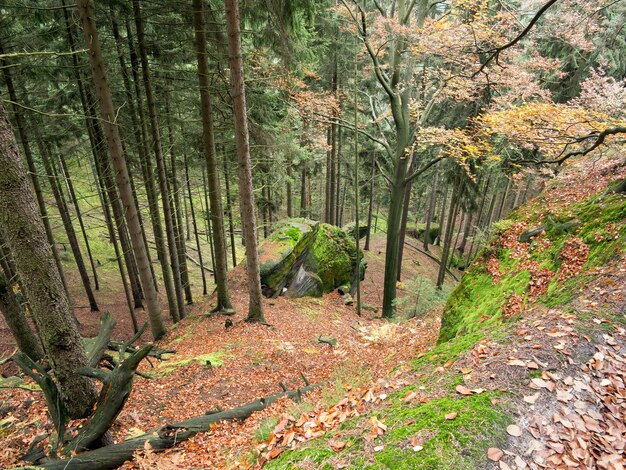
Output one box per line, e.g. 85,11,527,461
0,230,455,468
2,155,624,470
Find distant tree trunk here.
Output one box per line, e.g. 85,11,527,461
300,164,308,217
437,177,462,288
0,42,69,295
397,159,416,281
165,92,192,304
133,0,185,321
225,0,265,323
335,152,342,224
184,152,207,296
63,4,145,307
222,155,237,268
0,99,98,417
435,178,449,246
58,153,99,291
77,0,166,340
201,163,217,276
193,0,235,313
262,182,270,238
325,127,331,223
0,267,43,362
127,19,178,308
364,152,376,251
484,192,497,229
422,177,436,252
40,147,99,312
521,175,533,204
496,178,511,222
457,208,473,256
286,162,293,218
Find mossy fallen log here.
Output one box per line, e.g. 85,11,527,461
36,381,324,470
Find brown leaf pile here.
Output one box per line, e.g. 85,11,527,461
557,237,590,282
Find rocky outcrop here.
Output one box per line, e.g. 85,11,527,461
258,219,366,298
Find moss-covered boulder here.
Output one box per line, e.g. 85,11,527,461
410,223,439,243
307,223,363,293
342,221,369,240
257,219,366,298
258,219,318,296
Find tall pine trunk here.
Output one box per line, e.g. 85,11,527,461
193,0,234,313
184,151,207,296
225,0,265,323
77,0,166,340
133,0,185,321
0,99,97,418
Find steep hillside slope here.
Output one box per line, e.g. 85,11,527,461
262,155,626,469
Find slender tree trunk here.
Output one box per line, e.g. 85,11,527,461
91,157,138,331
423,165,439,251
40,147,99,312
435,179,449,247
184,152,207,296
0,43,69,295
286,162,293,218
201,162,217,276
165,92,192,304
0,99,98,417
352,39,361,315
64,4,145,307
364,151,376,251
300,164,308,217
225,0,265,323
496,178,511,222
457,208,473,256
133,0,185,321
193,0,235,313
437,178,462,288
77,0,166,340
397,158,416,281
58,153,100,291
222,154,237,268
335,151,342,224
325,127,331,223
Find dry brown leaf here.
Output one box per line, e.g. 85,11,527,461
488,447,504,461
507,424,523,437
445,412,458,420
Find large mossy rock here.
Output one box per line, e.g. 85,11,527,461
258,219,366,298
258,219,318,297
410,223,439,243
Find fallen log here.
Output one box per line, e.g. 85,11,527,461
36,380,324,470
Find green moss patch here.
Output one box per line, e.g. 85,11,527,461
308,224,360,293
156,352,229,377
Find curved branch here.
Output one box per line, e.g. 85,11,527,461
405,156,446,184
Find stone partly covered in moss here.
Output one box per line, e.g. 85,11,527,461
342,221,369,240
410,223,439,243
308,223,364,293
286,266,323,298
258,219,318,297
257,219,366,298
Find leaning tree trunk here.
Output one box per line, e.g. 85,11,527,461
225,0,265,323
0,43,69,295
0,99,98,418
397,158,416,281
437,177,462,288
77,0,166,340
0,267,43,362
193,0,235,313
133,0,185,322
201,163,217,276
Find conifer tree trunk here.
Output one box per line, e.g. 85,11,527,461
133,0,185,321
193,0,235,313
201,162,217,276
165,92,192,304
0,266,43,362
286,163,293,218
225,0,265,323
222,154,237,268
40,147,99,312
0,99,98,418
457,209,473,256
62,4,145,308
0,44,69,295
435,179,449,247
335,152,342,224
58,153,99,291
496,178,511,222
300,164,308,217
437,178,462,288
77,0,166,340
364,151,376,251
184,152,207,296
